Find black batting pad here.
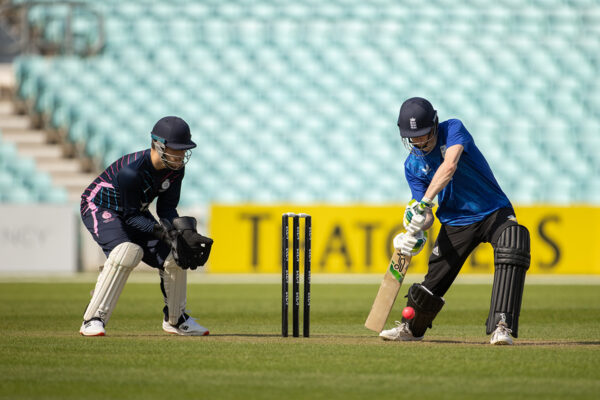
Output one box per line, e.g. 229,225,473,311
405,283,445,338
486,225,530,337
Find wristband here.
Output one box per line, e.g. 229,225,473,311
418,197,434,212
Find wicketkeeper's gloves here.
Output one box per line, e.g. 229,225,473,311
154,217,214,269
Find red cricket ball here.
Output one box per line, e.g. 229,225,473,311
402,306,415,320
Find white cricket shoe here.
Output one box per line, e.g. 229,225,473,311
79,319,105,336
379,321,423,341
490,321,513,345
162,314,209,336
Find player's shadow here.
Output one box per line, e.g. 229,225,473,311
425,339,470,344
114,333,283,338
426,339,600,346
516,340,600,346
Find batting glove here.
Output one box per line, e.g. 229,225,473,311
403,198,434,234
393,231,428,257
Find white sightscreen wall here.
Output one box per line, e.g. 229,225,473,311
0,205,77,272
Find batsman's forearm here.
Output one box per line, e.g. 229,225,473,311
424,162,457,200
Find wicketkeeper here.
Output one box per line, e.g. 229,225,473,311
79,116,213,336
381,97,530,345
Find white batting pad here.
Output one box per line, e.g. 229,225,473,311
161,252,187,325
83,242,143,323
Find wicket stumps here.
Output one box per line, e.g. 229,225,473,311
281,212,311,337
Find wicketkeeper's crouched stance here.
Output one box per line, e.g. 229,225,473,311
381,98,530,345
79,116,213,337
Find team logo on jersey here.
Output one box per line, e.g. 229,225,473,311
161,180,171,190
410,117,417,130
101,211,115,223
440,145,447,158
421,164,431,174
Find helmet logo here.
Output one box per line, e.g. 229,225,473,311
410,117,417,130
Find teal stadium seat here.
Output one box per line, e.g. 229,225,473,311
13,0,600,205
5,185,36,204
0,130,66,204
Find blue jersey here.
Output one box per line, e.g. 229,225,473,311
404,119,512,226
81,149,182,232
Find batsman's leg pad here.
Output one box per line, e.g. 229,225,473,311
486,224,530,337
83,242,143,324
160,251,188,325
404,283,445,338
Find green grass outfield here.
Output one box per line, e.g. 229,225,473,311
1,278,599,400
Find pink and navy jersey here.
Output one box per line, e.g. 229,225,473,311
81,149,183,233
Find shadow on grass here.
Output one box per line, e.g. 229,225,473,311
210,333,282,338
516,340,600,346
425,338,600,346
97,333,600,346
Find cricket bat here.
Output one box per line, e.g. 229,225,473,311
364,248,412,333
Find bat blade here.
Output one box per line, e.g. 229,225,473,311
364,249,411,333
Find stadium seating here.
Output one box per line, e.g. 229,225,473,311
0,130,68,203
11,0,600,206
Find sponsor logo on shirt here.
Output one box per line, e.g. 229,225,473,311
161,180,171,191
421,164,431,174
440,145,447,158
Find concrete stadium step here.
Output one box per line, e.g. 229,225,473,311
1,129,47,144
37,158,84,174
0,63,14,87
0,115,31,130
68,192,82,203
52,173,95,187
14,143,65,159
0,65,99,205
0,100,14,114
52,172,96,202
0,64,14,101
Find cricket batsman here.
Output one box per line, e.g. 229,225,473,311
381,97,530,345
79,116,213,337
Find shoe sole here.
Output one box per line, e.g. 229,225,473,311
162,328,210,336
380,335,423,341
79,331,105,337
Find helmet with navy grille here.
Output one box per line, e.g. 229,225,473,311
150,116,196,170
397,97,439,156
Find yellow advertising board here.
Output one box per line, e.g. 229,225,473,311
209,205,600,274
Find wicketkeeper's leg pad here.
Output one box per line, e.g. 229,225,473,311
160,251,188,325
486,224,530,337
404,283,445,338
83,242,143,324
